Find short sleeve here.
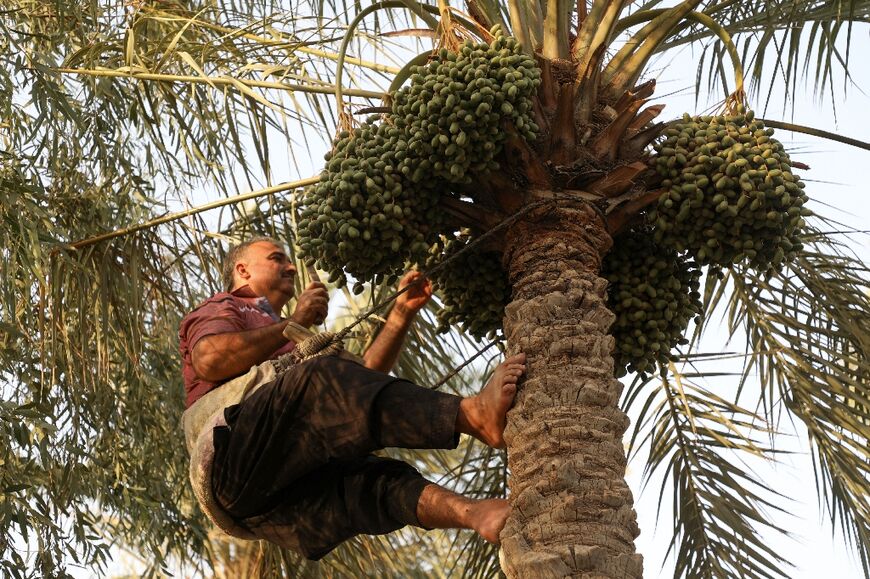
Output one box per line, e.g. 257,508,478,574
179,296,247,356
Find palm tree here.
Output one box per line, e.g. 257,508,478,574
1,1,868,577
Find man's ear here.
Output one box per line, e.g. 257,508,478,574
235,261,251,282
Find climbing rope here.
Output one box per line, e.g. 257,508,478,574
428,339,498,390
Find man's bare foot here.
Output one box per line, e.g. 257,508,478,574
457,353,526,448
415,485,510,544
470,498,510,544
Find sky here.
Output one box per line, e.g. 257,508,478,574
77,14,870,579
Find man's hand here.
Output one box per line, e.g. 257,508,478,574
291,282,329,327
363,271,431,372
394,271,432,319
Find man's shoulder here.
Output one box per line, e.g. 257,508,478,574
192,292,238,310
181,292,240,323
178,292,246,345
188,292,238,315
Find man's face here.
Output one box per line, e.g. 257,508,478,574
235,241,297,300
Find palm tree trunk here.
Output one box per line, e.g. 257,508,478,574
499,201,643,579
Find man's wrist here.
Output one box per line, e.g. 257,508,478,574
391,303,418,323
276,319,292,341
289,311,311,328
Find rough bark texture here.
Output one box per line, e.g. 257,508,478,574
499,201,643,579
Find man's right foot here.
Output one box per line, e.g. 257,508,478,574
457,353,526,448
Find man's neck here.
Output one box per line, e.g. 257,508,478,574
231,285,289,316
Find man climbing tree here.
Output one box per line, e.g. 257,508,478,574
179,236,526,558
4,0,870,576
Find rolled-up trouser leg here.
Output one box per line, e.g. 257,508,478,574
212,356,460,521
370,380,461,449
240,455,431,560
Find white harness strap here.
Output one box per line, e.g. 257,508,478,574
182,361,276,540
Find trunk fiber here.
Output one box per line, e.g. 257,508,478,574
499,202,643,579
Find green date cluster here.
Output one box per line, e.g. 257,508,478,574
298,120,443,286
427,235,511,339
391,37,541,184
296,34,541,286
603,230,702,377
650,108,811,270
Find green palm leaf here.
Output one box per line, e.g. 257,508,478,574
719,223,870,573
655,366,790,579
650,1,870,103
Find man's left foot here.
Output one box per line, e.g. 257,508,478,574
457,353,526,448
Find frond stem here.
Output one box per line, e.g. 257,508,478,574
142,10,402,74
760,119,870,152
64,177,319,250
542,0,566,60
606,8,743,95
602,0,705,96
507,0,534,53
335,1,440,117
56,67,383,99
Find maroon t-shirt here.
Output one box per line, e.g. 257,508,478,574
179,285,296,408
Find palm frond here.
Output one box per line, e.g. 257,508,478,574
0,117,210,574
627,362,792,579
652,0,870,107
714,222,870,575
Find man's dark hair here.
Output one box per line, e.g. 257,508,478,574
222,236,284,292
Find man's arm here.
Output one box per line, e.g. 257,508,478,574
363,272,432,373
192,282,329,382
192,321,290,382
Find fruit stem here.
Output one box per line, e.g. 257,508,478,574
335,1,439,117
